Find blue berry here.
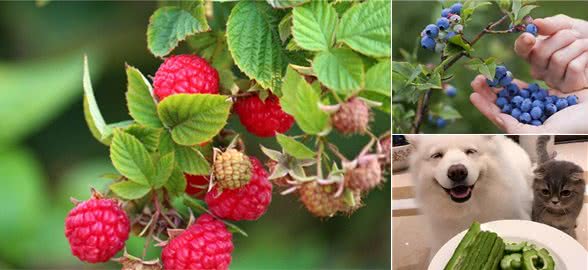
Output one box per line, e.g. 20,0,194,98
501,104,513,114
450,3,463,15
441,8,451,17
555,98,568,110
421,36,436,50
519,112,532,124
531,120,542,126
530,106,543,120
445,85,457,97
520,98,532,112
424,24,439,38
519,89,530,98
436,118,447,128
511,108,522,119
437,17,450,31
496,97,508,107
540,115,547,122
531,100,545,110
511,95,524,107
498,89,509,98
506,83,519,96
526,24,538,36
486,78,498,87
527,83,540,92
499,73,513,87
444,31,456,41
495,66,507,79
544,95,556,104
545,103,557,115
449,14,461,24
566,95,578,105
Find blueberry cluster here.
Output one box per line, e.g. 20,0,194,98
487,66,579,126
421,3,464,52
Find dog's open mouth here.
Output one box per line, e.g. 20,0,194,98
443,185,475,203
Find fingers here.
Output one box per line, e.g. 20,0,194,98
533,15,575,36
471,75,498,101
514,33,536,60
545,39,588,85
560,51,588,92
529,29,578,70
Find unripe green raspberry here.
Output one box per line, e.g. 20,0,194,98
298,182,341,217
213,149,252,190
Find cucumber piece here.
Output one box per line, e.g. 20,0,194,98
490,239,505,270
444,222,481,270
463,232,490,269
501,254,514,269
482,237,504,270
510,253,522,269
472,232,497,269
505,241,527,254
537,248,555,270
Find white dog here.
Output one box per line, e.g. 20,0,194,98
406,135,534,254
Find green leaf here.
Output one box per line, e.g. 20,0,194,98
153,152,175,188
83,55,111,146
365,60,391,96
226,1,288,91
157,94,231,146
499,0,511,10
110,181,151,200
165,168,187,196
147,4,210,58
359,91,390,114
176,144,210,175
124,125,162,153
447,35,472,52
431,104,462,120
515,5,537,23
266,0,309,8
336,0,390,57
292,1,338,51
313,48,364,95
110,130,155,186
276,134,315,159
126,65,162,128
278,13,293,43
464,57,497,79
280,66,330,135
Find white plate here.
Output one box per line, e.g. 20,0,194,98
428,220,588,270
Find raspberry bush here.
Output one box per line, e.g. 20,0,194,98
74,0,390,268
392,0,557,133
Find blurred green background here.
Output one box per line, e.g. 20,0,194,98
0,2,390,269
392,0,588,133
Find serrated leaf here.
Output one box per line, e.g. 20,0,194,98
359,91,390,114
147,4,210,58
313,48,364,95
165,168,186,196
126,65,162,128
83,55,111,146
278,13,293,43
276,134,315,159
176,144,210,175
110,130,155,186
153,152,175,188
365,60,391,96
280,66,330,135
292,1,338,51
336,0,390,57
226,1,288,91
157,94,231,146
110,181,151,200
125,125,162,153
266,0,309,9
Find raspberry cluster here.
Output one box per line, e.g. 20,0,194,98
421,2,463,52
488,65,578,126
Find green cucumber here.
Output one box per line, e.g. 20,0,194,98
472,232,497,269
462,232,490,269
510,253,522,269
444,222,481,270
482,237,504,270
505,241,527,254
490,239,505,270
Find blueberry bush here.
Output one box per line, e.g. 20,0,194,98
76,0,390,268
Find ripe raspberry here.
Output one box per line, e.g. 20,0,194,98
162,214,233,270
184,174,209,199
206,157,272,221
65,194,130,263
213,149,252,190
265,160,292,187
153,54,219,100
233,93,294,137
298,182,342,217
331,97,371,135
345,155,382,191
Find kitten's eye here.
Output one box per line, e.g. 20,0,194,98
430,153,443,159
561,190,572,197
541,189,550,196
465,149,477,155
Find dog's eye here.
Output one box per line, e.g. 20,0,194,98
430,153,443,159
540,189,550,196
561,190,572,197
465,149,477,155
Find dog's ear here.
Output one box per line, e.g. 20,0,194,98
405,135,420,149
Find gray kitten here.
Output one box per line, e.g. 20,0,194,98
531,135,585,238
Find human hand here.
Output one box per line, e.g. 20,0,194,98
514,15,588,92
469,75,588,133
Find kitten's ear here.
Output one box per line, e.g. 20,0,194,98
570,172,584,182
534,167,546,179
405,135,420,149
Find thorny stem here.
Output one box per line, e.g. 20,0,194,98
326,141,348,162
316,141,324,179
143,191,160,259
411,14,510,133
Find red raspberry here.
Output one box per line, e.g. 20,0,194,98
184,174,210,199
233,93,294,137
65,195,130,263
153,54,219,100
162,214,233,270
205,157,272,221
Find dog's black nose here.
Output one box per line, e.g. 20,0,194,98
447,164,468,182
